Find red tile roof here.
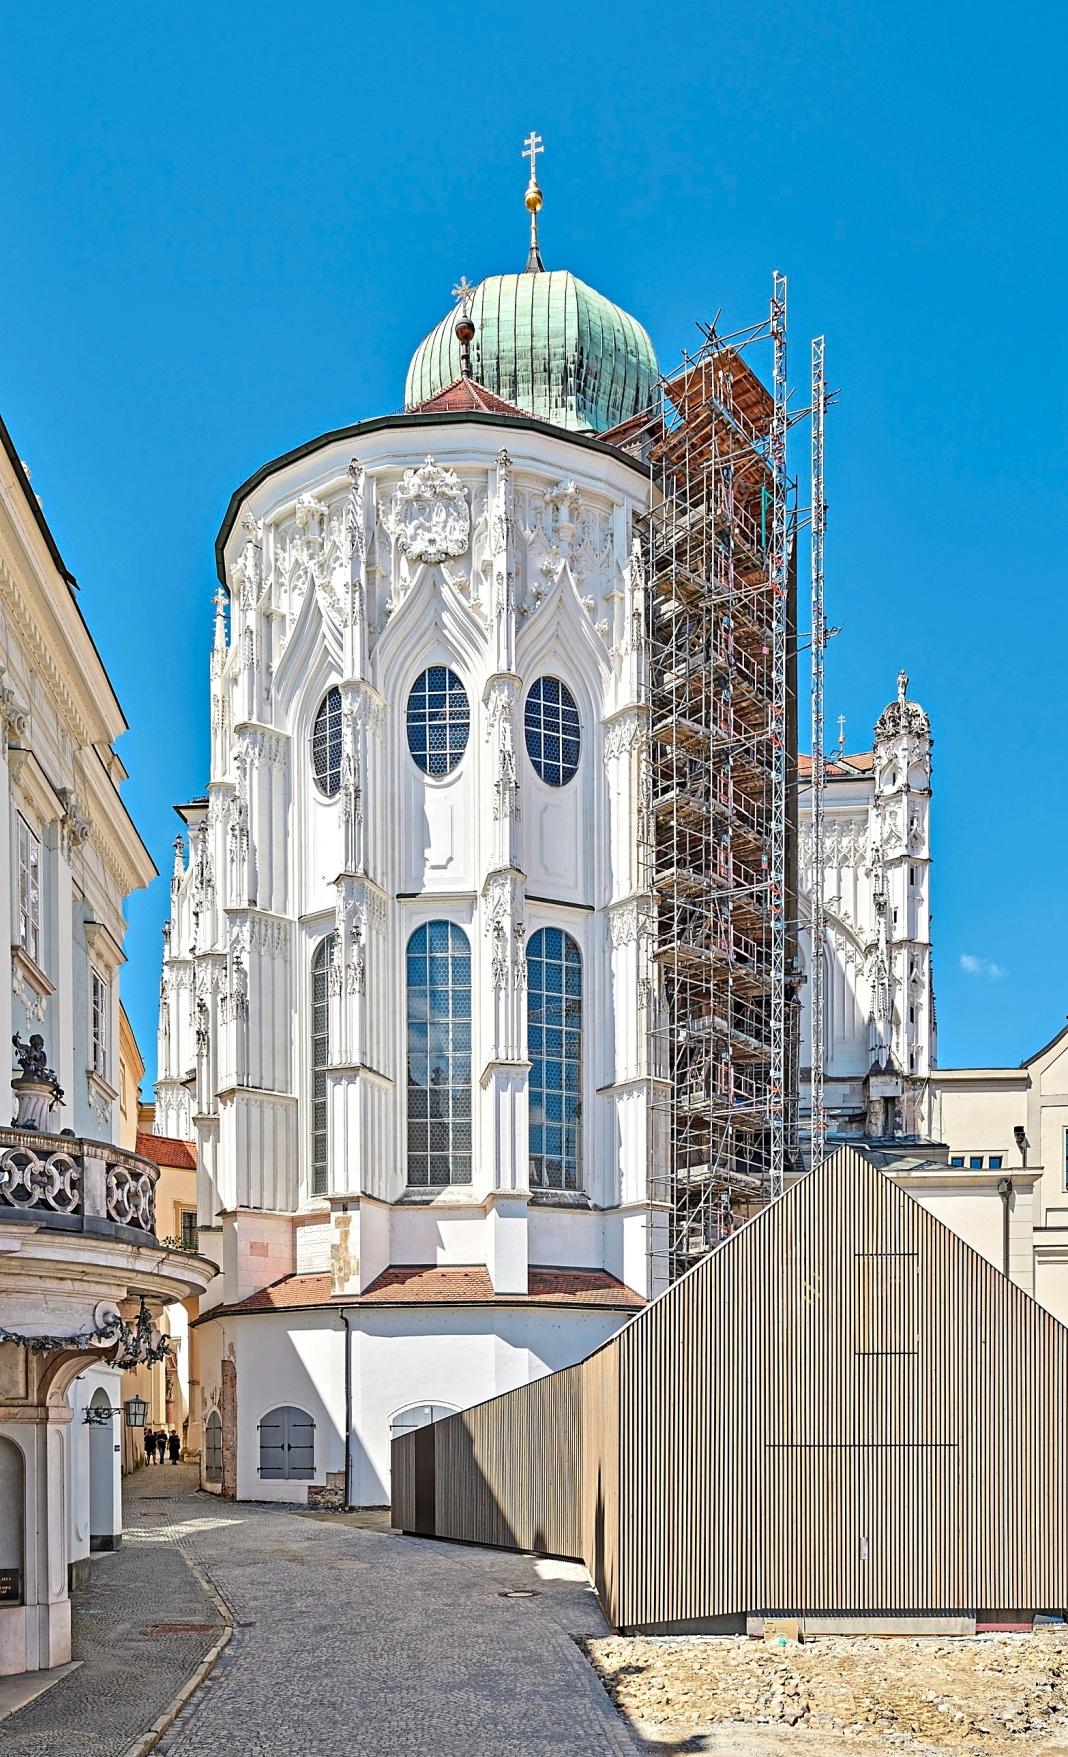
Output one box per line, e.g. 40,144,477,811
798,751,875,779
203,1264,644,1321
136,1130,197,1170
413,378,526,417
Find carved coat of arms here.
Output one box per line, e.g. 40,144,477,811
393,457,470,565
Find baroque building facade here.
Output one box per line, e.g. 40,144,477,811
0,412,210,1678
157,215,666,1503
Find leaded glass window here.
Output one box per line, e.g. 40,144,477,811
311,935,334,1195
312,687,342,796
406,666,470,777
524,677,581,787
406,921,472,1186
527,927,582,1190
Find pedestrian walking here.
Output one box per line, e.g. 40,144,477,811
144,1426,157,1466
153,1426,166,1463
167,1426,181,1464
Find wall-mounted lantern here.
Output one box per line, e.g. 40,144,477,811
124,1395,149,1429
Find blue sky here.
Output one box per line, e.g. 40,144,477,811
1,1,1065,1085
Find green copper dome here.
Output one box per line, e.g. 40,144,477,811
405,270,659,434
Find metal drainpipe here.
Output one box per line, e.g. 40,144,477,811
340,1309,353,1511
997,1178,1014,1280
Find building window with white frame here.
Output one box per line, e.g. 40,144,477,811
310,935,334,1196
17,815,41,966
90,968,110,1081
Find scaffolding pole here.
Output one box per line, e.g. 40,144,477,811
809,336,828,1170
768,273,789,1202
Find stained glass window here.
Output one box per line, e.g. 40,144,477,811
312,687,342,796
406,667,470,777
406,921,472,1186
524,677,580,787
527,928,582,1190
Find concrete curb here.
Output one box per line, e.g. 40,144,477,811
119,1539,236,1757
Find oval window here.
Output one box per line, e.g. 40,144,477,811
525,677,580,787
311,687,342,797
406,666,470,777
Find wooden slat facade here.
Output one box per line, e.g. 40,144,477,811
392,1147,1068,1630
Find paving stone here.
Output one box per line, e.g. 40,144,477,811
0,1466,220,1757
5,1464,638,1757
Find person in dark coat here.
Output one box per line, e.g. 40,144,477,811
167,1427,181,1464
144,1426,157,1466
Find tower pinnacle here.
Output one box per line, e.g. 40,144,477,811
521,130,544,273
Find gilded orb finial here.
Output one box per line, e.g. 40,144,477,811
521,130,545,273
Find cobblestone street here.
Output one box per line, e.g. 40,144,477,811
3,1466,639,1757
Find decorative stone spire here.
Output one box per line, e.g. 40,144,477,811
521,130,544,273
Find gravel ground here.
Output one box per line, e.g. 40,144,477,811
586,1629,1068,1756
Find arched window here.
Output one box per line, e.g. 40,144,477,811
525,677,580,787
312,687,342,796
258,1405,315,1481
389,1402,458,1441
406,666,470,777
204,1410,223,1484
527,928,582,1190
311,935,334,1195
406,922,472,1186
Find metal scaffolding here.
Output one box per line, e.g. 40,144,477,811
809,335,828,1171
608,276,800,1281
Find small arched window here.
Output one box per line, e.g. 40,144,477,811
525,677,580,787
204,1410,223,1484
527,927,582,1190
406,922,472,1186
312,687,343,796
311,935,335,1195
406,666,470,777
258,1405,315,1480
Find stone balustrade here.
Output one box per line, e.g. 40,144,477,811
0,1126,159,1236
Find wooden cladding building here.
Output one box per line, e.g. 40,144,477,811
392,1146,1068,1631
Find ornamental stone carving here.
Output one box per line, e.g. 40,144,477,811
603,708,646,764
393,458,470,565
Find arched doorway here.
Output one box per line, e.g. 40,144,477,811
88,1387,118,1551
0,1436,25,1602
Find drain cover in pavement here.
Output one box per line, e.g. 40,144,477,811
147,1623,217,1634
497,1590,540,1599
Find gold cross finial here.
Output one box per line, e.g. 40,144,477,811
521,131,545,273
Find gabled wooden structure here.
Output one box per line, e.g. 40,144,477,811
392,1146,1068,1631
